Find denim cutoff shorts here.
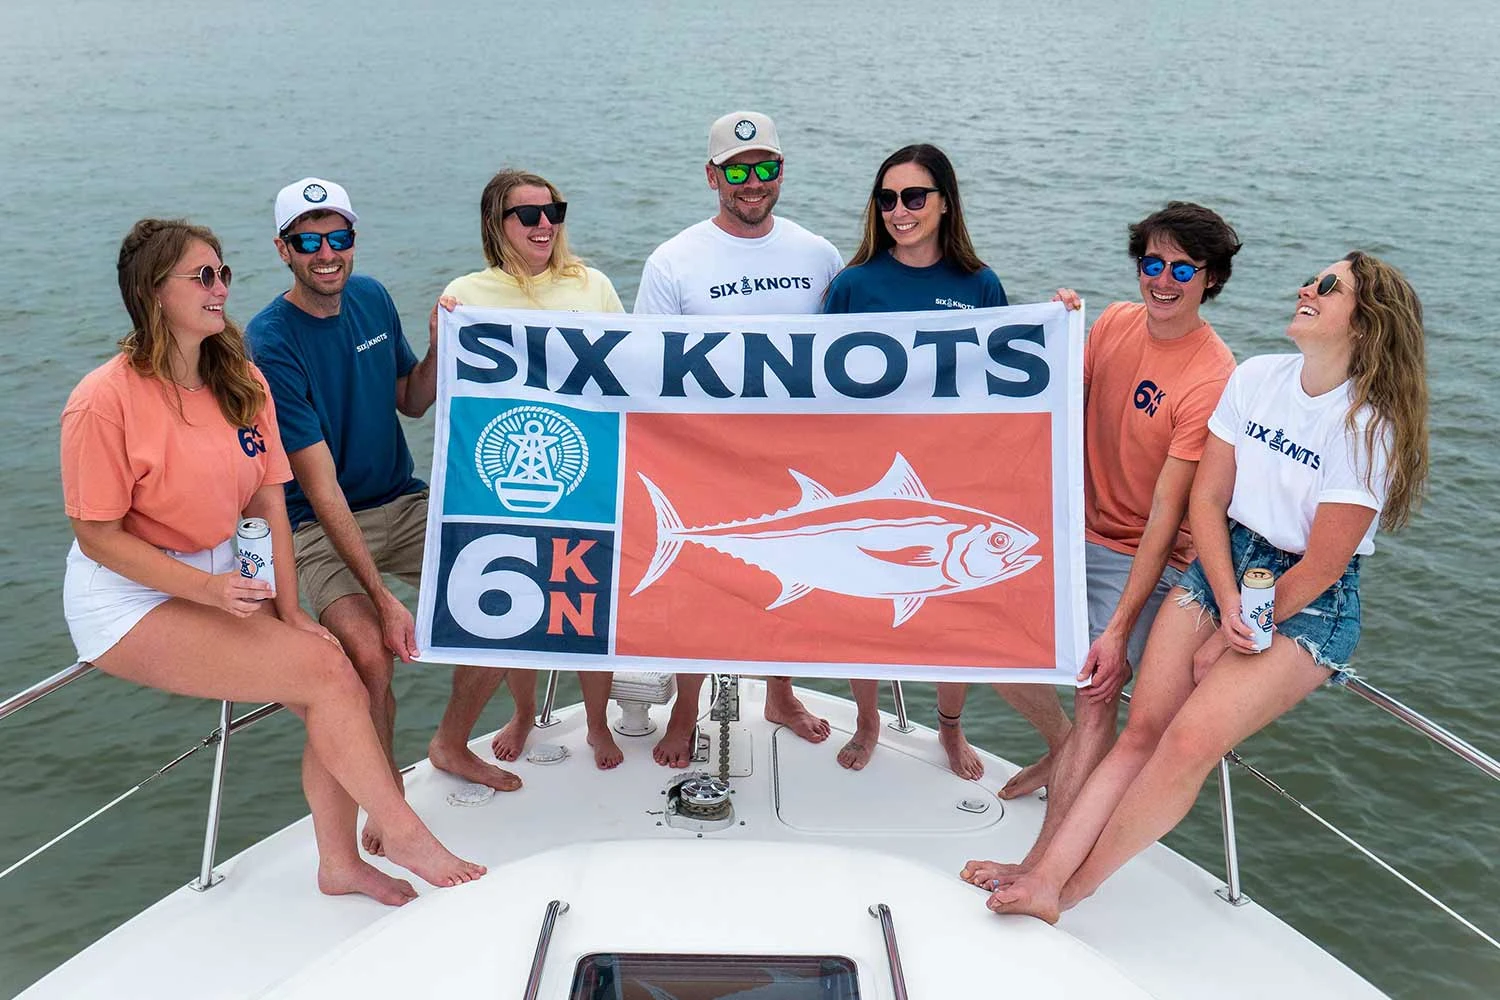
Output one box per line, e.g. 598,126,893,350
1176,521,1361,680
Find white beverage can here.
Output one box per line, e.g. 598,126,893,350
236,517,275,597
1239,568,1275,652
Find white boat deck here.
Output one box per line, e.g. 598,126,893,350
19,682,1387,999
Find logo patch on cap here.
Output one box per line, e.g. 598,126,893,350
733,120,757,141
303,183,328,203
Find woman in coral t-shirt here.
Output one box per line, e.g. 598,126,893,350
61,219,484,902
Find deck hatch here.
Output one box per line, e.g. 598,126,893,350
569,952,860,999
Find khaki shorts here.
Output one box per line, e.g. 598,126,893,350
294,490,429,617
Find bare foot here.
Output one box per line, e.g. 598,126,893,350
999,752,1053,800
362,769,403,856
429,739,522,792
938,722,984,780
318,856,418,906
836,726,879,770
987,873,1062,924
490,711,536,762
765,696,831,744
653,718,696,768
588,728,624,769
362,819,385,857
959,859,1029,888
381,823,486,888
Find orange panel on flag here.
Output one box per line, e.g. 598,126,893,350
617,413,1054,670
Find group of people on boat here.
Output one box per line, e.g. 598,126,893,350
58,109,1430,917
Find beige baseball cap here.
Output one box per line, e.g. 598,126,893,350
708,111,782,165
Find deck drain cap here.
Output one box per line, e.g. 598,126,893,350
957,797,990,814
446,783,495,807
527,743,570,765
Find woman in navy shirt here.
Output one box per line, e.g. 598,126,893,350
823,145,1069,778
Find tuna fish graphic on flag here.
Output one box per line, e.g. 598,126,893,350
631,453,1040,627
617,412,1057,670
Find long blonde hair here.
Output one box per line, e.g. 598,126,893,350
116,219,264,426
1343,250,1429,532
479,169,587,301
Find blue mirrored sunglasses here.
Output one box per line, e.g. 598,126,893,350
1138,255,1205,283
283,228,356,254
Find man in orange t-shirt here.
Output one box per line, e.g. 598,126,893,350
960,202,1241,875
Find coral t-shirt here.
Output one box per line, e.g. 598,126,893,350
61,355,293,552
1083,302,1236,569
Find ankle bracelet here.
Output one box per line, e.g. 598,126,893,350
937,710,962,728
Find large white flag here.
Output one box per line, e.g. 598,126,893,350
416,302,1086,684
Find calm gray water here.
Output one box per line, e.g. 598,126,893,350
2,0,1498,996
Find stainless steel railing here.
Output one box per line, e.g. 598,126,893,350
2,663,1497,947
0,661,95,723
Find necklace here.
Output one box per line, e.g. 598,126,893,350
170,378,206,392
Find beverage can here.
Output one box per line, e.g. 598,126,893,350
1239,568,1275,652
236,517,275,597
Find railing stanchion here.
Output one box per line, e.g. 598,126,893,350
1215,755,1249,906
191,700,232,891
887,680,915,734
536,670,561,728
522,900,570,1000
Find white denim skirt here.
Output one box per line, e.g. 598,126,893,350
63,538,237,662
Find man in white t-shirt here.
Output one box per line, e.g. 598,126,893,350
635,110,843,316
634,110,843,766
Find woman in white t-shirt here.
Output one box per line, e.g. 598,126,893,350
976,251,1429,923
436,169,625,771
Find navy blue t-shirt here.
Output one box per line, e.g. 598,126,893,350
822,251,1007,314
245,274,424,530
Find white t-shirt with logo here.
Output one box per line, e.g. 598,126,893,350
1208,353,1390,556
633,217,843,316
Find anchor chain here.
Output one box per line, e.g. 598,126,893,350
710,673,740,783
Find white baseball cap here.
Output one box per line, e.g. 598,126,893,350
708,111,782,165
274,177,359,233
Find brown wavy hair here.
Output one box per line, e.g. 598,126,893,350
116,219,264,427
1343,250,1429,531
1127,201,1242,301
479,169,587,301
845,144,986,273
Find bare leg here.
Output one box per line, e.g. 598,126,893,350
837,679,882,770
319,594,400,854
994,684,1072,798
655,673,703,767
302,740,416,906
490,668,539,761
1013,690,1120,866
95,601,484,889
935,683,983,779
1048,637,1330,913
980,597,1207,917
429,666,522,790
581,671,622,769
764,676,830,743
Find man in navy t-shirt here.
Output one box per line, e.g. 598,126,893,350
247,177,525,853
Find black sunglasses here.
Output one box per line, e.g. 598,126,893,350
877,186,940,212
503,201,568,227
1302,273,1342,296
718,160,782,185
282,229,356,255
169,263,232,289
